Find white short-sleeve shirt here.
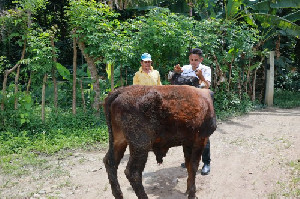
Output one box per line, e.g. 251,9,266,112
181,64,211,82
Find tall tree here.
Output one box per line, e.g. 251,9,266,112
27,28,56,122
66,0,121,111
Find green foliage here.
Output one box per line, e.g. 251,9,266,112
253,13,300,37
275,59,300,91
214,89,254,120
225,0,242,20
13,0,48,13
249,0,300,38
66,0,121,59
56,63,71,81
274,89,300,108
130,8,195,73
284,10,300,22
0,56,11,74
0,107,108,160
0,8,28,55
26,28,55,78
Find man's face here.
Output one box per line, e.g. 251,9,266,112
141,60,151,73
189,54,203,70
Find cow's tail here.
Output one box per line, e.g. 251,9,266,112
103,89,123,199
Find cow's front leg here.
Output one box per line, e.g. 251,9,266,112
186,149,200,199
183,144,192,191
125,146,149,199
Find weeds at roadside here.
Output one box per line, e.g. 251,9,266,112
57,180,73,189
0,153,48,176
269,159,300,198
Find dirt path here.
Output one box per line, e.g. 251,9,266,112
1,107,300,199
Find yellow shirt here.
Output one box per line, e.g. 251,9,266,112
133,66,162,86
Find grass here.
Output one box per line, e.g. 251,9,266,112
0,107,108,177
275,160,300,198
274,89,300,108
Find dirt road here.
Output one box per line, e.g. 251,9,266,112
1,107,300,198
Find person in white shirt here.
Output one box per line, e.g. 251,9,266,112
174,48,212,175
174,48,211,88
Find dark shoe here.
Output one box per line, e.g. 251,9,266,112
181,162,186,168
201,164,210,175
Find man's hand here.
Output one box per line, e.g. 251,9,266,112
196,69,210,89
174,64,183,73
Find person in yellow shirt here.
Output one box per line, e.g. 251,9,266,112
133,53,162,86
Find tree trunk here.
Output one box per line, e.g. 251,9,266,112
72,34,77,115
1,41,26,111
212,53,225,89
252,68,257,102
227,56,235,92
188,1,193,17
42,74,47,123
50,37,58,112
111,62,114,91
77,41,101,111
275,35,281,59
238,69,242,100
125,68,128,85
245,59,251,96
26,72,32,94
120,64,123,86
80,79,86,113
14,65,20,110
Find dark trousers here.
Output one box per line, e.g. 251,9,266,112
202,91,214,165
202,139,210,164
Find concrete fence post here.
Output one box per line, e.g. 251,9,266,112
265,51,275,106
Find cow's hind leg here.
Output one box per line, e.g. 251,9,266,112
103,140,127,199
125,146,149,199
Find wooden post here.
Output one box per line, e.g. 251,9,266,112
265,51,275,106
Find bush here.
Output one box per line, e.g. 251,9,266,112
274,89,300,108
214,90,254,120
0,107,108,156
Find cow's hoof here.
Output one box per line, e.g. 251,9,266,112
185,191,198,199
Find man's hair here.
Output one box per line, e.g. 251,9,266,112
189,48,203,57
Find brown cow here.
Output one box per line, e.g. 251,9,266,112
103,85,217,199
